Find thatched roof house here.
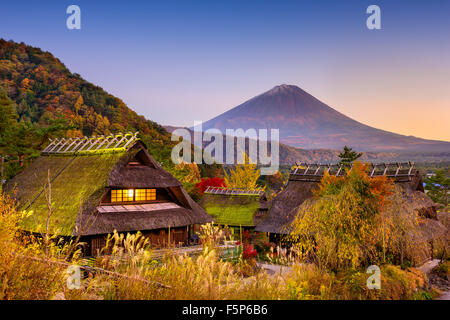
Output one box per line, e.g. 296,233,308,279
255,162,442,237
198,187,269,229
5,132,212,254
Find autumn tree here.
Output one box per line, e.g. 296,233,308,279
175,161,201,184
338,145,362,165
74,94,83,116
290,162,393,270
224,153,264,190
194,177,226,194
267,170,284,189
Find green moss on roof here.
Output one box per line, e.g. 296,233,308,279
200,194,260,227
11,152,125,236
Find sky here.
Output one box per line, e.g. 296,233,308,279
1,0,449,141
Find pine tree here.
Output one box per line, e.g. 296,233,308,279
338,145,362,165
0,87,18,153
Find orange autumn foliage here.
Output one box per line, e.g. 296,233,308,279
314,162,393,213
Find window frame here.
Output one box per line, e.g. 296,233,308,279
110,188,157,203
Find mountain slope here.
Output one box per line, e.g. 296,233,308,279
202,84,450,152
0,39,174,165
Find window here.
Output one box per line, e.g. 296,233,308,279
123,189,134,202
135,189,146,201
136,189,156,201
111,189,123,202
111,189,156,202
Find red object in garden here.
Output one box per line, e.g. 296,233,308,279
242,230,251,242
195,177,226,194
242,243,257,259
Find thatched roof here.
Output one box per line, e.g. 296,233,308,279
255,166,436,235
107,146,182,189
83,204,202,236
199,190,269,227
5,137,212,236
255,180,316,234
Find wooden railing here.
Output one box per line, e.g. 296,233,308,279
289,162,416,182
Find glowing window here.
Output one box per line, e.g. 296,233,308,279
111,189,122,202
146,188,156,200
111,189,156,202
135,189,146,201
123,189,134,202
136,189,156,201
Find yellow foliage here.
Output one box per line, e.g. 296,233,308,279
224,153,264,190
175,161,201,184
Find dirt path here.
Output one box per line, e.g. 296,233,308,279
417,259,440,274
417,259,449,300
258,262,292,277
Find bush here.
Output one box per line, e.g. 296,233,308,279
290,162,393,270
431,260,450,280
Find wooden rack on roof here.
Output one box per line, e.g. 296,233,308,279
289,162,415,182
41,132,139,155
204,186,264,196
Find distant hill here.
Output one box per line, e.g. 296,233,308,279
164,126,450,164
201,84,450,153
0,39,174,166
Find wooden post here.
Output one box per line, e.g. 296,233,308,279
239,224,243,258
187,225,189,245
168,225,171,248
0,156,4,188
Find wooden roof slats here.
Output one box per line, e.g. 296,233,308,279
204,186,264,196
41,132,139,155
61,137,81,153
289,162,415,181
104,135,120,149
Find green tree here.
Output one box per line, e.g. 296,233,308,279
338,145,362,165
424,170,450,207
0,87,18,153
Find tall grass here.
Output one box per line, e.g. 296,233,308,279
0,192,435,300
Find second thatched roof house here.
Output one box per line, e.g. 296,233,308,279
5,132,212,255
198,187,269,235
255,162,445,245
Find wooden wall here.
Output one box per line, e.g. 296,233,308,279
86,226,190,256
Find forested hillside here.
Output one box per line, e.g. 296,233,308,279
0,39,175,181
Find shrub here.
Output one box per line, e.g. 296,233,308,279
194,177,226,194
290,162,393,270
